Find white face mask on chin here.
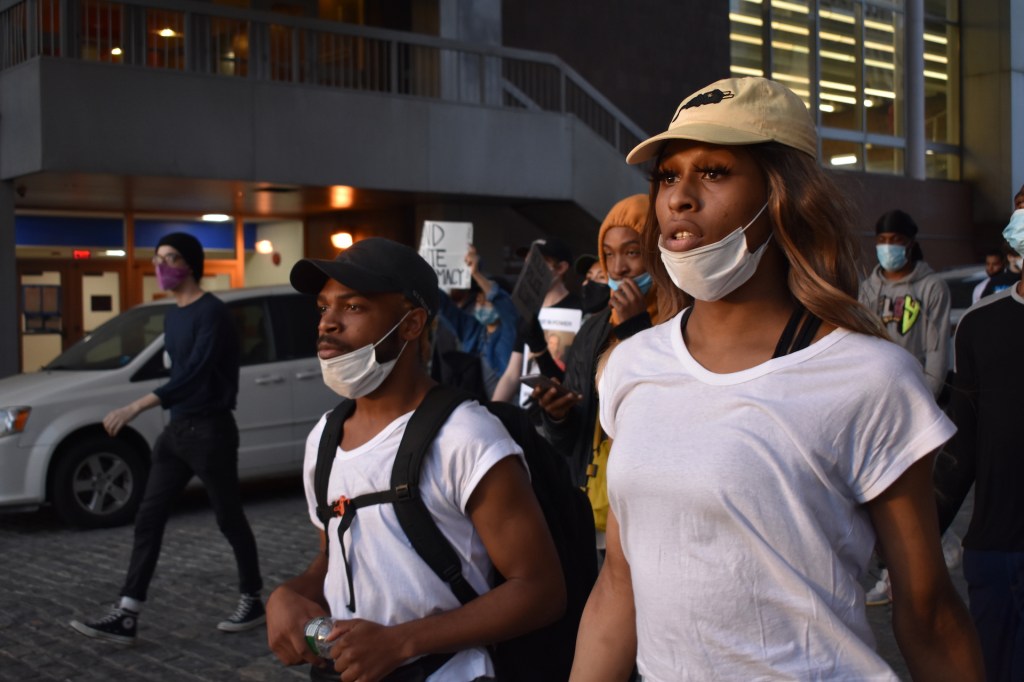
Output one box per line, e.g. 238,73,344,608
658,201,771,301
319,311,411,399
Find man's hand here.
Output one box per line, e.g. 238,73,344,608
102,404,139,437
327,619,412,682
609,277,647,321
532,379,581,422
102,393,160,436
266,586,331,667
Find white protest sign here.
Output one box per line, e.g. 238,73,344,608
419,221,474,292
518,306,582,406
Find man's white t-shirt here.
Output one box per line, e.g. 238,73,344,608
303,400,523,681
598,310,955,682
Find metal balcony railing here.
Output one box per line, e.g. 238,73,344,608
0,0,647,157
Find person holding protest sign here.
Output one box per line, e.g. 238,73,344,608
492,237,582,404
532,195,685,553
435,245,520,398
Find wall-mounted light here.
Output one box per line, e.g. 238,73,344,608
331,231,354,250
158,28,177,38
330,185,354,209
111,47,123,56
255,239,274,255
201,213,231,222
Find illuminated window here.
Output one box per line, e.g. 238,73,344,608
729,0,960,179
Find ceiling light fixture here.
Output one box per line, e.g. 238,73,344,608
201,213,231,222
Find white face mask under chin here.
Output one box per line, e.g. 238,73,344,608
658,201,771,301
319,312,410,399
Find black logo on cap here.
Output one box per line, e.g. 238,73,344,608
671,89,735,123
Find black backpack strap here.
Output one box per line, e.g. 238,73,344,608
314,399,356,534
391,384,480,605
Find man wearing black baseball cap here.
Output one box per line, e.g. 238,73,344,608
267,238,564,681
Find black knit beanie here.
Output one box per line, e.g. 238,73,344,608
156,232,204,281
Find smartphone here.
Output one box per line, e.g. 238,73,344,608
521,373,572,396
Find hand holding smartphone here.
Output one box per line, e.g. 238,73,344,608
521,373,573,397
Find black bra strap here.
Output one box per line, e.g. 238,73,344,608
682,304,821,360
772,306,806,359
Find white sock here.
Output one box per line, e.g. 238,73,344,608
119,596,142,613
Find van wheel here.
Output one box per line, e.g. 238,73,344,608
51,437,148,528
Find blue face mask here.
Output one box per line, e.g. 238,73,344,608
876,244,908,272
1002,209,1024,255
473,304,500,326
607,271,653,295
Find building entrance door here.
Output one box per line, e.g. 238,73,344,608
17,259,128,372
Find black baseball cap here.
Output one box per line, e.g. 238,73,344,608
290,237,438,317
574,254,598,277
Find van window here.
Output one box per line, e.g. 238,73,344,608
269,294,320,361
45,304,170,371
229,300,275,366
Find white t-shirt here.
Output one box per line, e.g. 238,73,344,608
303,400,523,681
598,310,955,682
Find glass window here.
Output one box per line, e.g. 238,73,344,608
229,300,275,366
79,0,124,63
864,144,904,175
924,0,957,22
863,5,900,137
45,304,169,371
822,139,863,171
925,150,960,181
770,1,813,108
819,0,861,131
923,19,958,145
270,293,321,360
729,0,765,78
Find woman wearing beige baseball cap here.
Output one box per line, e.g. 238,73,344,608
571,77,983,681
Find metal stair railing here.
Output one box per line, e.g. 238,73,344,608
0,0,647,156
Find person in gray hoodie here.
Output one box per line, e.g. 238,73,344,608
858,209,951,400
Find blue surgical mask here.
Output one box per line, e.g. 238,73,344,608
473,304,500,326
1002,209,1024,254
876,244,908,272
607,272,653,295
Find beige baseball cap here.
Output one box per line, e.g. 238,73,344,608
626,76,818,164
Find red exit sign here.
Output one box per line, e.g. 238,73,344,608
72,249,91,260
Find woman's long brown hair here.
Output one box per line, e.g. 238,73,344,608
641,141,888,340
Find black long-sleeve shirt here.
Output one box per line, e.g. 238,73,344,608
936,285,1024,549
153,293,239,420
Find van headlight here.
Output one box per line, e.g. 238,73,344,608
0,407,30,437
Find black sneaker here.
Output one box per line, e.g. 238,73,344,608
70,606,138,644
217,593,265,632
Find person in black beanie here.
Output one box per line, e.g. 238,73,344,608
71,232,264,643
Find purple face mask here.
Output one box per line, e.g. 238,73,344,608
156,262,191,291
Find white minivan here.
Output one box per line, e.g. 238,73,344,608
0,285,337,528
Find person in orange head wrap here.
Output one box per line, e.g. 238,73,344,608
532,194,686,550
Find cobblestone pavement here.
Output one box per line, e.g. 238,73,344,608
0,477,974,681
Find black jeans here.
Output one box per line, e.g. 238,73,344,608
121,411,262,601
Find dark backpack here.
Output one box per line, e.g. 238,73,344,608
313,384,597,682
